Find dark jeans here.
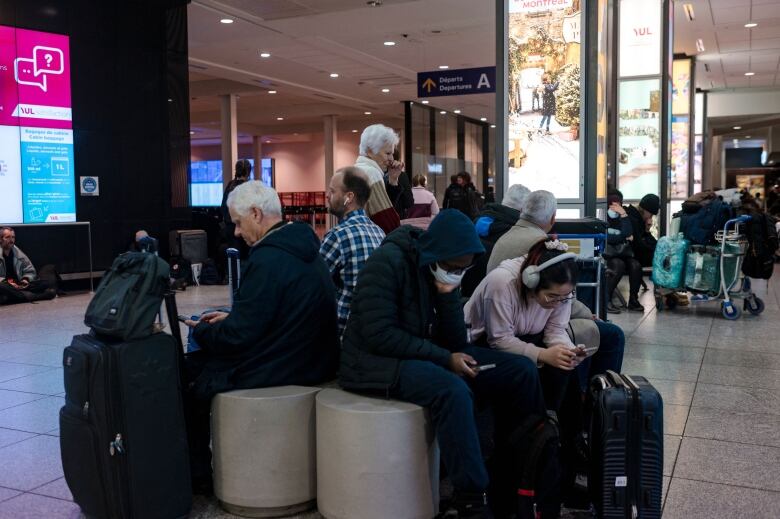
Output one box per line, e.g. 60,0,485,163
606,256,642,302
575,320,625,392
0,265,57,305
539,114,552,130
181,352,214,483
390,345,546,494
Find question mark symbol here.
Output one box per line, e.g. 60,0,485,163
44,54,53,67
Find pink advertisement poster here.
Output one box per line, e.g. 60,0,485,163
0,25,72,129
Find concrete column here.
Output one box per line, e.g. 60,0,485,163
323,115,338,188
221,94,238,189
252,136,263,182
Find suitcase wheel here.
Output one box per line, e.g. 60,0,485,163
721,300,741,320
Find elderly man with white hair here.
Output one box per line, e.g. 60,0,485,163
182,180,339,495
354,123,405,233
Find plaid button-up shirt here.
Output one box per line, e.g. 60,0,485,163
319,209,385,338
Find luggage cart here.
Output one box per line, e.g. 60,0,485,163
555,233,607,320
654,216,764,320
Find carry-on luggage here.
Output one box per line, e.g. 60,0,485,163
684,245,720,293
169,229,208,263
589,371,663,519
575,257,608,321
651,234,690,290
61,292,192,519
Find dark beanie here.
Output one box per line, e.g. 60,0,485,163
417,209,485,267
640,194,660,215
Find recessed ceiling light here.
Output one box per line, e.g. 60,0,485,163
439,65,449,69
744,22,758,28
383,41,396,46
381,88,390,93
696,39,705,52
259,52,271,58
220,18,234,24
268,90,277,94
189,130,195,135
745,135,751,139
276,117,284,121
167,98,173,102
265,140,272,144
733,126,742,130
421,100,429,104
453,109,461,114
440,110,447,114
364,111,372,115
352,129,358,133
480,117,487,122
745,72,755,76
330,73,339,78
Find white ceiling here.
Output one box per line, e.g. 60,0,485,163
673,0,780,90
187,0,495,143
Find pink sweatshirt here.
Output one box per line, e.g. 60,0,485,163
463,257,574,365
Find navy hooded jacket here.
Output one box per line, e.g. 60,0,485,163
339,210,485,391
192,221,339,397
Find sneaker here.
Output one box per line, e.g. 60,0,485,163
437,492,493,519
627,299,645,312
607,303,622,314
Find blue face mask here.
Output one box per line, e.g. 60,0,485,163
607,209,620,219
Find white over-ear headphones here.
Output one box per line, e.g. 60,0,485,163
521,252,578,289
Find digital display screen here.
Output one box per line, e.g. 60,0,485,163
0,26,75,224
189,158,274,207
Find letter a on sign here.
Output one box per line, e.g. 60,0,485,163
477,73,491,89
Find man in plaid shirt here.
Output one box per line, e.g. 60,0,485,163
320,167,386,338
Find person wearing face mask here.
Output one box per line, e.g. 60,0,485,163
354,124,404,233
339,209,546,518
604,189,643,313
319,167,386,339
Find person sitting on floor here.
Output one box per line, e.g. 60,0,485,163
339,209,547,518
320,166,386,339
183,181,339,495
0,227,57,305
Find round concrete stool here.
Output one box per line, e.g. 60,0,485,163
211,386,320,517
316,388,440,519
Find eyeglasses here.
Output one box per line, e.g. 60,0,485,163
543,291,576,305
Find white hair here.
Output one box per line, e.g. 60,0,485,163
359,124,399,156
502,184,531,211
520,190,557,226
227,180,282,217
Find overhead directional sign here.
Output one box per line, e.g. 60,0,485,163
417,66,496,98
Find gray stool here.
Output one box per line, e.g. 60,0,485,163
211,386,320,517
316,388,440,519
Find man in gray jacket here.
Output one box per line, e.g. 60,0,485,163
0,227,57,304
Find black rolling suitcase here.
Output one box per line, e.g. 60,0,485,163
60,292,192,519
589,371,663,519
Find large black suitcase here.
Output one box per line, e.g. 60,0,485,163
60,293,192,519
589,371,663,519
575,257,608,321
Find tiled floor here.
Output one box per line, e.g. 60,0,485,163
0,272,778,518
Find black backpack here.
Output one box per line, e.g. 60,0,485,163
84,252,170,341
467,189,486,220
742,214,778,280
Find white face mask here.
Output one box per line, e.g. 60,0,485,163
607,209,620,219
430,264,466,286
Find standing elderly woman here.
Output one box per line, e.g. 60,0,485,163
354,124,405,233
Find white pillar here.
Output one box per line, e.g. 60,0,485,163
252,136,263,182
221,94,238,189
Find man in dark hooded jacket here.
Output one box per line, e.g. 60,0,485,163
184,181,339,494
340,209,546,518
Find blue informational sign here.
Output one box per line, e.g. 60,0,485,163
20,127,76,223
417,67,496,98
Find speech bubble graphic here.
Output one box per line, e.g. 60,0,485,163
33,46,64,76
14,57,47,92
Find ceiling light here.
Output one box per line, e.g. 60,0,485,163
421,100,429,104
440,110,446,114
268,90,277,94
745,135,751,139
189,130,195,135
364,111,372,115
366,0,382,6
330,73,339,78
744,22,758,28
733,126,742,130
490,124,496,128
259,52,271,58
381,88,390,93
438,65,449,69
453,109,461,114
480,117,487,121
220,18,234,24
265,140,272,144
352,129,358,133
276,117,284,121
745,72,755,76
383,41,396,46
696,39,705,52
683,4,695,21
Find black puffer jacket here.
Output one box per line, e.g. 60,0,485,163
339,210,485,392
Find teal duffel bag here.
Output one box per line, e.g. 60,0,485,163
84,252,170,341
652,233,690,290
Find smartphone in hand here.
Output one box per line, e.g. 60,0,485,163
473,363,496,372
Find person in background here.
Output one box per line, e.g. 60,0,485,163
461,184,530,297
604,190,643,313
183,181,339,495
354,124,404,233
221,159,252,259
401,174,440,230
442,174,460,210
444,172,483,220
384,150,413,220
539,74,559,135
339,210,546,518
766,184,780,211
0,227,57,305
625,193,659,267
320,167,385,339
